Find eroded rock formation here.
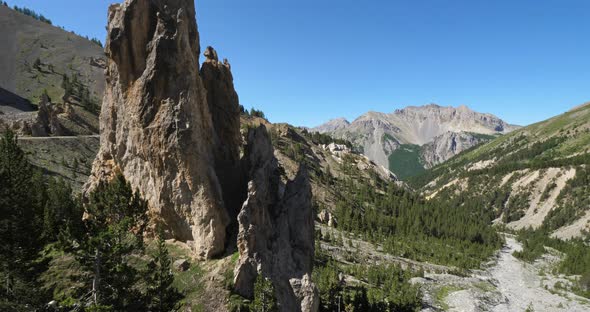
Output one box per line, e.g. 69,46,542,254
30,93,66,136
0,94,67,137
234,126,318,312
86,0,229,258
86,1,318,310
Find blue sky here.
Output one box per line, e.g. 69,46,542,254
7,0,590,127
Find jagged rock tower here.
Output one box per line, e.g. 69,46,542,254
86,0,318,310
85,0,233,259
235,126,319,312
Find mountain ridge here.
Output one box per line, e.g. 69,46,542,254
313,103,519,178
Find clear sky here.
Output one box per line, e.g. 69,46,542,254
6,0,590,127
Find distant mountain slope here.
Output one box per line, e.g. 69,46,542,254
313,104,518,178
0,4,105,135
414,102,590,238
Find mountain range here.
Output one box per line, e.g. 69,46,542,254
314,104,520,179
414,101,590,239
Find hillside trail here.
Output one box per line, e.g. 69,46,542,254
443,235,590,312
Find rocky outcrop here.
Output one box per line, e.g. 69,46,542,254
321,142,350,156
234,126,318,312
85,0,230,259
30,93,66,136
317,210,337,227
0,93,66,136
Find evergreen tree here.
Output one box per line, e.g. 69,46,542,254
144,231,183,312
42,178,83,243
74,173,148,310
252,275,278,312
0,130,48,309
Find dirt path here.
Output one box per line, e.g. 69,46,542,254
18,135,100,140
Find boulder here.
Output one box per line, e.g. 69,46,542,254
173,259,190,272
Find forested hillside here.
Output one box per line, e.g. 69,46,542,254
411,102,590,238
407,102,590,305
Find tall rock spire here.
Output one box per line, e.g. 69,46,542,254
85,1,318,309
85,0,228,259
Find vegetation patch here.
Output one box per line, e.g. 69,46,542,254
435,285,464,311
388,144,426,180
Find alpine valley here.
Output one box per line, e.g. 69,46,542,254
0,1,589,312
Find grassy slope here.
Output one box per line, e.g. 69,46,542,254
0,5,105,108
18,136,99,190
0,4,104,138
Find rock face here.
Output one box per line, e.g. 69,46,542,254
234,126,318,312
420,131,491,168
313,104,519,172
86,0,230,259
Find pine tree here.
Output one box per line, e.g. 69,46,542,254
252,275,278,312
42,178,82,243
74,173,148,310
144,232,183,312
0,130,48,309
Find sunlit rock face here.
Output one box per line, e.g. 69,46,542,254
86,0,230,259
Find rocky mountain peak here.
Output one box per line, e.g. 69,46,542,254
312,117,350,133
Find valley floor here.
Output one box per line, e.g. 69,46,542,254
416,235,590,312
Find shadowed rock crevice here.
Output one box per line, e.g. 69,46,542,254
200,46,245,225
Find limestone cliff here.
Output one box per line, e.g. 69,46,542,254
420,131,493,168
86,0,229,259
